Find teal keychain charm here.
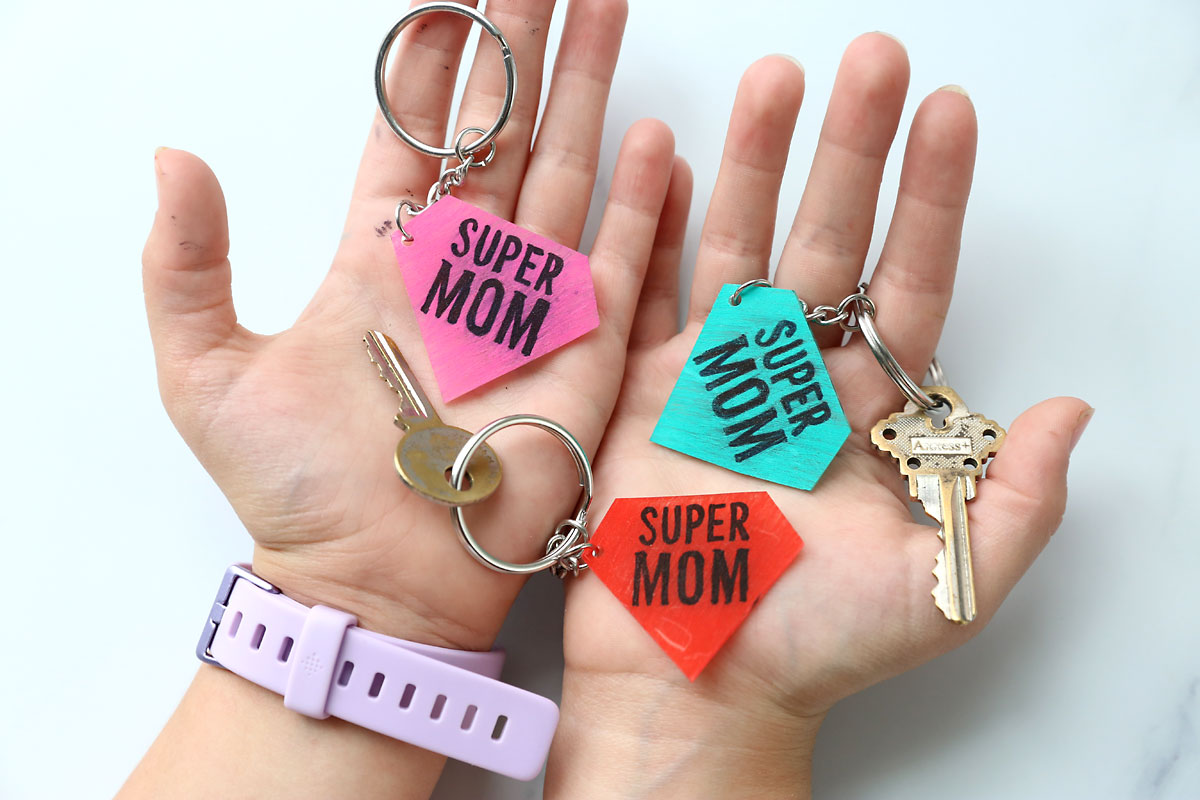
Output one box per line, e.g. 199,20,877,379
651,281,851,490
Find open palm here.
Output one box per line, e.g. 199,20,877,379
556,35,1089,757
142,0,681,649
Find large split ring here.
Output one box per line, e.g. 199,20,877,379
856,302,942,411
375,2,517,160
449,415,594,575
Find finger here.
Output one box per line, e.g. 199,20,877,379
451,0,558,218
857,87,977,387
143,148,249,367
687,55,806,324
351,0,479,204
967,397,1093,614
515,0,628,248
774,33,909,348
589,119,677,344
629,156,694,350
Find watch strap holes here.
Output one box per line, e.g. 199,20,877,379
249,624,266,650
461,704,478,730
277,636,294,662
491,715,508,740
337,661,355,687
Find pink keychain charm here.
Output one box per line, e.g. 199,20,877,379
377,4,598,402
393,197,598,401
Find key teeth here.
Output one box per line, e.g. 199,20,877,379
364,334,401,393
931,549,972,624
931,549,952,618
366,348,391,385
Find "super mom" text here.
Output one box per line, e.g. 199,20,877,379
420,218,567,356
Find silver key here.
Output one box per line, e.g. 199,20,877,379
871,386,1006,623
365,331,502,505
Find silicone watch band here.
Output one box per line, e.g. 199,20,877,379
197,565,558,781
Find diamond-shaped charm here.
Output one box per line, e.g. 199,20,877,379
392,196,599,402
586,492,802,680
651,284,850,490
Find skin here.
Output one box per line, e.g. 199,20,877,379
123,0,681,797
123,0,1090,794
545,34,1092,800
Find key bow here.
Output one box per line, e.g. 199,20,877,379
365,331,503,506
871,386,1005,498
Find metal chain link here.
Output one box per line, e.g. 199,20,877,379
728,278,948,410
729,279,876,332
546,520,597,579
798,283,876,332
395,126,497,242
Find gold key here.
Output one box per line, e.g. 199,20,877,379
365,331,502,505
871,386,1006,623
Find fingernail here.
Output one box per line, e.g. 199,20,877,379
1069,406,1094,452
874,31,906,50
939,84,971,99
772,54,805,75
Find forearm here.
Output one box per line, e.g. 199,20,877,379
118,554,461,800
119,665,445,800
545,670,822,800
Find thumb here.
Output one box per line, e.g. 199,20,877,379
143,148,254,415
143,147,247,363
969,396,1093,611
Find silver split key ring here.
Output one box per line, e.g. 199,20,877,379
376,3,516,241
449,415,594,576
855,297,944,411
375,2,516,160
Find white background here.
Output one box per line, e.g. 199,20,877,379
2,1,1198,798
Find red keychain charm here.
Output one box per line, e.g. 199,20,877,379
586,492,802,680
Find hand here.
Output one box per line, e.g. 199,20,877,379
135,3,682,793
142,0,680,651
547,36,1092,798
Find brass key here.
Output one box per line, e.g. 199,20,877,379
871,387,1006,623
365,331,502,505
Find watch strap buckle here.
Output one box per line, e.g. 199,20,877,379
195,563,279,666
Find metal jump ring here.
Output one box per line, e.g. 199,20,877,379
729,278,773,306
454,126,497,167
375,2,516,159
856,306,942,410
449,415,594,575
546,520,596,578
835,290,876,332
394,200,423,242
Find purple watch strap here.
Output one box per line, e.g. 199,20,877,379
200,565,558,781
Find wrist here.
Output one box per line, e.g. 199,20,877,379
250,544,505,651
195,562,556,781
546,669,823,800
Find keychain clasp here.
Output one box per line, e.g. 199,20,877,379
375,2,517,161
378,3,517,242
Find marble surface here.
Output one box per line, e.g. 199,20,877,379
2,0,1197,797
